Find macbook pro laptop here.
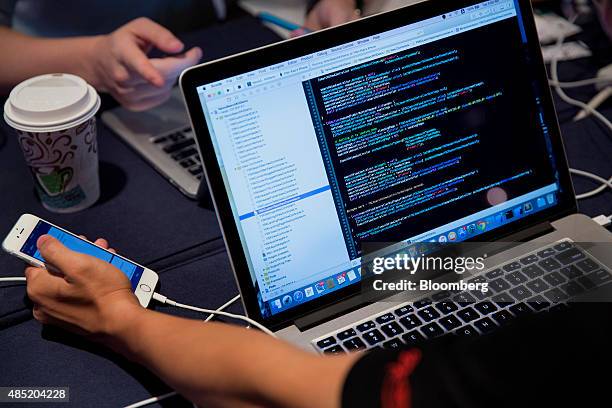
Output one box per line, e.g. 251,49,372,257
180,0,612,352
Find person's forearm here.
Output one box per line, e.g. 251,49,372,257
0,27,99,93
107,305,357,408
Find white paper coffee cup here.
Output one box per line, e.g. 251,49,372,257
4,73,101,213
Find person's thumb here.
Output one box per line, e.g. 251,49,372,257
37,235,90,278
152,47,203,79
129,17,184,54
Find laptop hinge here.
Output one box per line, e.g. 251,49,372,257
461,221,556,261
294,221,555,331
501,221,555,243
294,295,374,332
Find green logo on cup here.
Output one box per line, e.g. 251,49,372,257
35,167,73,196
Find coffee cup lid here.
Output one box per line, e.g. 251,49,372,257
3,73,100,132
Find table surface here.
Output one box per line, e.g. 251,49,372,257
0,9,611,408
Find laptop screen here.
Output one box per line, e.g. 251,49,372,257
196,0,561,318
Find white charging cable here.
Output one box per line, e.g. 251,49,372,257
0,277,26,283
122,391,178,408
151,292,276,337
592,214,612,227
547,16,612,201
204,294,240,322
548,76,612,88
549,18,612,133
570,168,612,199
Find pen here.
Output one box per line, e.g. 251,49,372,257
257,11,311,33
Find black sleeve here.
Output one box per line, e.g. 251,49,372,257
0,0,17,27
342,303,612,408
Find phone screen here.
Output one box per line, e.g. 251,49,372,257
20,221,144,288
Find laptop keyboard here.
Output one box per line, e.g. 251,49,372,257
151,127,203,180
313,240,612,354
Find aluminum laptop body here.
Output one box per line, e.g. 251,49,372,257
180,0,612,352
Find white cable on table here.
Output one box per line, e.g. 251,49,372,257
548,17,612,201
549,77,612,88
0,277,26,283
204,294,240,322
570,168,612,199
152,292,276,337
122,391,178,408
549,23,612,133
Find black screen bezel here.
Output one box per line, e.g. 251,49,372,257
180,0,577,331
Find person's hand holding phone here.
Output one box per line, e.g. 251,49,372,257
25,235,141,339
87,17,203,111
21,232,358,408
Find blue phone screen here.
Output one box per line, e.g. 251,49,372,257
20,221,143,288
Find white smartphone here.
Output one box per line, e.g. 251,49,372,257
2,214,158,307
